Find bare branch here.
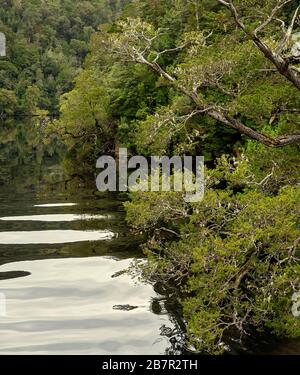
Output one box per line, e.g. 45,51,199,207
111,18,300,148
277,5,300,53
206,109,300,147
254,0,292,35
291,66,300,73
156,227,181,238
273,16,286,31
252,166,276,186
217,0,300,91
153,43,189,63
217,0,246,31
142,56,300,147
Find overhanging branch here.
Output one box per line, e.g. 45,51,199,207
217,0,300,91
135,54,300,148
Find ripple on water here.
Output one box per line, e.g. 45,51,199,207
0,257,172,355
34,203,78,207
0,214,112,222
0,230,115,244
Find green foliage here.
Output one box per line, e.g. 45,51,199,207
0,88,17,115
55,67,116,172
0,0,127,115
125,156,300,353
0,117,64,188
18,0,299,354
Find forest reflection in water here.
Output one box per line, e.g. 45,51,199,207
0,118,185,355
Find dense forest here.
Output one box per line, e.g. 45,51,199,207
0,0,127,115
1,0,300,354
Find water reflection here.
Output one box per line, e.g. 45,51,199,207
34,203,78,207
0,271,31,281
0,230,115,244
0,257,174,355
0,118,181,355
0,214,111,221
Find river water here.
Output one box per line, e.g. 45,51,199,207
0,119,299,355
0,119,182,355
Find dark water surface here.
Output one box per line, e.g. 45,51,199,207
0,119,299,355
0,119,181,354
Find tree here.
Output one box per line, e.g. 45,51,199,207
54,67,117,173
125,156,300,354
107,15,300,146
217,0,300,90
0,88,17,115
0,0,128,115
